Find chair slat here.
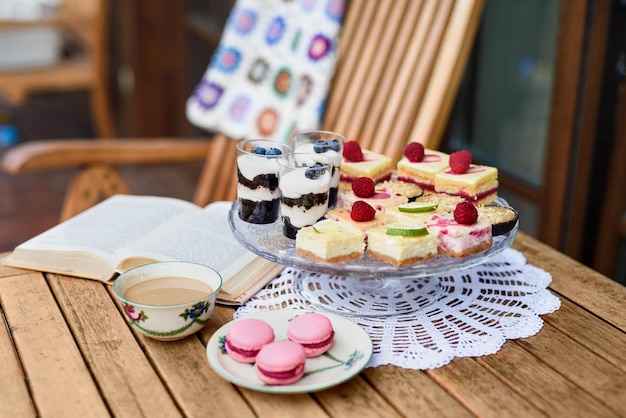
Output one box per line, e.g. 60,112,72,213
357,0,425,150
409,0,485,151
330,0,395,139
193,133,233,206
374,0,455,162
324,0,379,127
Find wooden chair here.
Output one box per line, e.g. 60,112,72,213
0,0,114,138
592,75,626,280
0,0,484,221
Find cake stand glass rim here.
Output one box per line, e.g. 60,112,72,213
228,199,518,280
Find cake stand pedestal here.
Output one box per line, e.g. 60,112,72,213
294,273,443,317
228,199,518,317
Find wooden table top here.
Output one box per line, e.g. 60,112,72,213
1,232,625,418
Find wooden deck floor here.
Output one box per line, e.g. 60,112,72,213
0,160,204,253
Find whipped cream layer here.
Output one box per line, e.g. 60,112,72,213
237,154,284,202
280,168,331,228
294,143,342,188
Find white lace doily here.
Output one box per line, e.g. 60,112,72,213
235,248,560,370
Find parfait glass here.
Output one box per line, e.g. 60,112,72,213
290,130,344,208
236,139,290,224
277,152,332,239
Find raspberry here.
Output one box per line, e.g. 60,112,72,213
343,140,363,162
403,142,425,162
352,177,375,197
350,201,376,222
454,201,478,225
449,150,472,174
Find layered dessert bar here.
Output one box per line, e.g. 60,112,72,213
366,224,438,266
413,192,465,213
325,205,396,231
385,203,440,225
477,205,519,236
339,187,408,211
375,180,424,201
339,180,424,211
296,219,366,263
434,165,499,205
339,141,392,188
425,213,493,258
280,163,332,239
397,148,450,192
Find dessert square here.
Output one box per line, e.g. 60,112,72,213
295,219,366,263
425,214,493,258
340,149,392,188
413,192,465,213
366,224,438,266
434,164,498,205
385,205,440,225
376,180,424,201
397,149,450,191
339,189,408,211
325,206,396,231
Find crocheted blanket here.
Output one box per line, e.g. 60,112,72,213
186,0,346,143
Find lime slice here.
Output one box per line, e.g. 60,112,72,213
386,226,429,237
397,202,438,213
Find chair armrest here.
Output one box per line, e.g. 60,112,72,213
1,139,212,174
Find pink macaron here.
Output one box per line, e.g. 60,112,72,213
286,312,335,357
254,340,306,385
225,318,275,363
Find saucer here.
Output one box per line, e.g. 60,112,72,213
206,309,373,393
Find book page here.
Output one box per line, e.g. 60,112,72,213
9,195,200,267
121,201,258,284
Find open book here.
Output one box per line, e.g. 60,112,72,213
2,195,283,305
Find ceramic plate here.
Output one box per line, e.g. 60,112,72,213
206,310,373,393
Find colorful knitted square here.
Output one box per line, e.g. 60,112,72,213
186,0,346,143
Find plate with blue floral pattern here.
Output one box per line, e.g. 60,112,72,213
206,309,373,393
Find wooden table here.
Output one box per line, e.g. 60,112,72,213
1,232,625,418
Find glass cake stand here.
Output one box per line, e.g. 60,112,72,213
228,198,519,317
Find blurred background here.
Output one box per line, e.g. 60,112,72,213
0,0,624,284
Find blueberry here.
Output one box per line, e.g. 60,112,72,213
329,139,341,152
305,162,326,179
265,147,282,157
253,147,267,155
305,168,318,179
313,140,328,153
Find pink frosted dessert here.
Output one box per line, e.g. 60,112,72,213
425,214,493,258
287,313,335,357
254,341,306,385
225,319,275,363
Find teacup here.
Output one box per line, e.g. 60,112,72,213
113,261,222,341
